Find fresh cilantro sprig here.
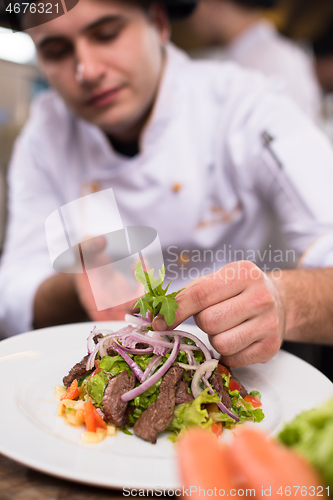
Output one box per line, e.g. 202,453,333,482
133,262,184,327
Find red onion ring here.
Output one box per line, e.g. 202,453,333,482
121,336,181,403
202,377,240,422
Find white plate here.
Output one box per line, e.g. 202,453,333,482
0,322,332,490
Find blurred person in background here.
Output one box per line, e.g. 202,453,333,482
1,0,333,369
313,22,333,94
312,22,333,146
187,0,321,120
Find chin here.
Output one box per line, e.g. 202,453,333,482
80,106,134,134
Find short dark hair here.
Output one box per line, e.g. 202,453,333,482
230,0,277,9
313,24,333,57
0,0,198,31
120,0,198,19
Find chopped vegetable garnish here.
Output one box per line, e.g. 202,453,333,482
56,265,264,444
133,262,184,326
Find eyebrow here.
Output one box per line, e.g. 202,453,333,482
37,14,125,50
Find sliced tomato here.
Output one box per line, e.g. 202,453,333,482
93,407,107,430
244,395,262,408
84,401,97,433
60,379,80,401
211,422,223,437
218,364,229,377
229,379,241,392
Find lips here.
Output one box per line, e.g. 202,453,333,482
86,87,123,108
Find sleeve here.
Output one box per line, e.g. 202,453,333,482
228,89,333,269
0,124,61,337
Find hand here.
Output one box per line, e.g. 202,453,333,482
153,261,285,367
74,236,143,322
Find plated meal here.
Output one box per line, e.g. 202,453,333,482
1,322,332,489
56,321,264,444
56,264,264,444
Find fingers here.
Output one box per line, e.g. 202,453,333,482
153,262,255,331
194,278,276,335
177,429,234,498
207,320,262,358
177,428,323,500
212,332,282,367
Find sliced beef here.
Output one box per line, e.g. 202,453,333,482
175,379,194,405
211,374,232,409
134,365,184,444
93,333,103,344
106,347,118,357
135,342,150,350
229,368,248,398
63,355,92,388
230,376,248,398
102,370,136,427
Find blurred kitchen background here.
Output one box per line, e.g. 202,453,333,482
1,0,333,378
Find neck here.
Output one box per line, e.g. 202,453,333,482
211,1,262,45
107,48,167,151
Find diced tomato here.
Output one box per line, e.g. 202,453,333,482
244,395,262,408
83,401,107,432
76,409,86,422
92,407,107,430
218,364,229,377
93,360,101,376
60,379,81,401
84,401,97,433
211,422,223,437
229,379,241,392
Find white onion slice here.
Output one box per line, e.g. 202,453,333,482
157,330,213,376
125,314,150,327
202,377,240,422
142,355,163,382
177,363,199,370
87,326,97,354
191,359,219,399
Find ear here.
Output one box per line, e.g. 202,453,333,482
147,2,171,44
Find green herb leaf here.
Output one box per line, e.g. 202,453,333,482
133,262,185,326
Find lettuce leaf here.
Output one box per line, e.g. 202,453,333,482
278,397,333,491
167,388,220,436
87,371,109,405
128,380,162,425
100,355,131,377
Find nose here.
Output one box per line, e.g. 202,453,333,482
75,41,106,87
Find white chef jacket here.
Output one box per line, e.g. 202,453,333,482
193,20,322,122
1,43,333,337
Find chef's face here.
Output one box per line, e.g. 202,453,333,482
27,0,170,138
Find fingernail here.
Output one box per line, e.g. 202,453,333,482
154,318,167,331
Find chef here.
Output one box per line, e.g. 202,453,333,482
187,0,321,121
1,0,333,369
